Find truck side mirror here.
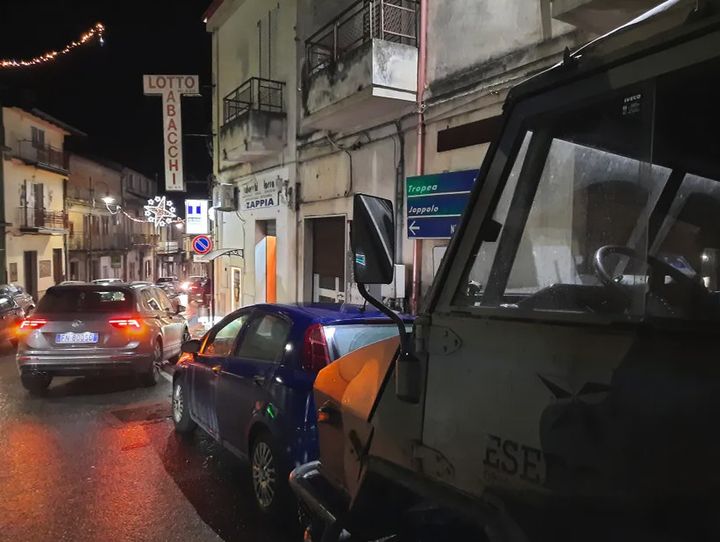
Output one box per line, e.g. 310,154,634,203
351,194,395,284
352,194,420,404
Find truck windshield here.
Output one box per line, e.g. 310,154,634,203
454,57,720,324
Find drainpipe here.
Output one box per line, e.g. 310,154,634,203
410,0,428,315
0,106,6,284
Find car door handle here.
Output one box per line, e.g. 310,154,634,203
252,375,265,386
211,365,222,374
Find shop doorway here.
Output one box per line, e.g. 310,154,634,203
231,267,243,311
23,251,38,299
53,248,63,284
310,216,345,303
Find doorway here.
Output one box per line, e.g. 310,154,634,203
311,216,345,303
23,251,38,299
231,267,243,311
53,248,63,284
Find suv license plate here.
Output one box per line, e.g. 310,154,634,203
56,332,99,344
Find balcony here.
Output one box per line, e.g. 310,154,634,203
156,241,180,254
17,207,68,234
13,140,68,174
551,0,662,33
303,0,418,132
220,77,286,168
130,233,158,247
68,234,131,252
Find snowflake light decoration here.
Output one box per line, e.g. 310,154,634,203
144,196,177,227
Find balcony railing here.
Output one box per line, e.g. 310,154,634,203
223,77,286,125
130,233,158,247
68,234,130,251
17,207,68,230
14,140,68,173
306,0,418,76
156,241,180,254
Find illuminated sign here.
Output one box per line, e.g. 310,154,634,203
185,199,209,235
143,74,201,192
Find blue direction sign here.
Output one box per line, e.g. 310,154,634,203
406,169,479,239
192,235,213,255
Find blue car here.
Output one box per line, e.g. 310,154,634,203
171,303,411,517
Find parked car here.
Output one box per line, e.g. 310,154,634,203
0,283,35,314
92,278,124,285
172,303,412,517
58,281,87,286
0,294,26,346
185,276,211,304
16,283,189,395
157,276,180,292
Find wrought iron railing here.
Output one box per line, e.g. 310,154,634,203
306,0,418,76
18,207,68,230
156,241,180,253
14,140,68,172
223,77,286,125
68,233,130,251
131,233,158,246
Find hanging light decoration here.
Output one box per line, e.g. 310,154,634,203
0,22,105,69
144,196,178,227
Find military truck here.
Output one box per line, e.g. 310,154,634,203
290,1,720,540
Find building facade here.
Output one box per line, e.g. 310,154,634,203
66,156,158,282
1,107,77,299
206,0,661,313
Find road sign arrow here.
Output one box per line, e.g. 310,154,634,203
409,221,420,235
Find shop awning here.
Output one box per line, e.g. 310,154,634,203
194,248,244,262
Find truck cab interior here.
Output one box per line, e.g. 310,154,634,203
455,56,720,327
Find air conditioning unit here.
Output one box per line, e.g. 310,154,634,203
212,183,237,212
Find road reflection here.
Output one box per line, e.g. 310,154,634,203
156,428,297,542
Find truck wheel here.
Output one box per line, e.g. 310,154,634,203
172,377,196,434
251,431,293,519
139,340,162,387
21,373,52,395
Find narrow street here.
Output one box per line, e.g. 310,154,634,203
0,344,295,542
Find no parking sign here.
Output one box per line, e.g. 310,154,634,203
192,235,213,255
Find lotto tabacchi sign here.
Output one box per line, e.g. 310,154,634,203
143,75,201,192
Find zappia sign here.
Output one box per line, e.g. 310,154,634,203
143,75,201,192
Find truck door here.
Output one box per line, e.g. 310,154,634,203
422,80,660,500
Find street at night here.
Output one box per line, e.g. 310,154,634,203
0,347,293,542
4,0,720,540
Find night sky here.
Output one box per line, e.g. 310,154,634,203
0,0,212,198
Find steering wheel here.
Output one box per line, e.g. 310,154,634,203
593,245,708,300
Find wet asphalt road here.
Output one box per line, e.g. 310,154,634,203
0,344,297,542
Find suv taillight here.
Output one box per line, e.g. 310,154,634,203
302,324,331,373
109,317,142,329
19,318,47,330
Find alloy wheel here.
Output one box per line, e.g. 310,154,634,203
252,441,277,510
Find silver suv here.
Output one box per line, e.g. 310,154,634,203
16,284,189,394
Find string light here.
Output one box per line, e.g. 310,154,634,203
0,22,105,69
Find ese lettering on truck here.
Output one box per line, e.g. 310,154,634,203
483,434,545,485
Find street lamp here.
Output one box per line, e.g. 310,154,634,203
174,222,184,230
101,196,115,205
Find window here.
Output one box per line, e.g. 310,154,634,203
235,313,290,362
155,288,174,312
31,127,45,148
101,216,109,235
37,288,132,313
455,87,664,318
324,323,408,360
141,290,161,311
204,314,249,357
